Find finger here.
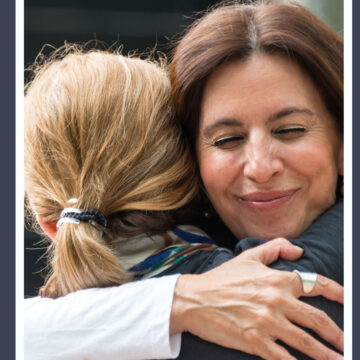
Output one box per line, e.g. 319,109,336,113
240,328,297,360
306,274,344,303
240,237,303,265
288,299,344,352
255,338,297,360
292,272,344,303
275,321,344,360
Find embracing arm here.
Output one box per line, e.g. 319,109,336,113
24,203,343,360
24,242,310,360
230,200,344,358
24,275,181,360
172,202,344,360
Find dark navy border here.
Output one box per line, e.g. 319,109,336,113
2,0,356,359
0,0,15,358
353,0,359,358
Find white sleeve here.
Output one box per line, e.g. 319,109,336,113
24,274,182,360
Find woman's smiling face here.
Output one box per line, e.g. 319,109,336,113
197,54,343,240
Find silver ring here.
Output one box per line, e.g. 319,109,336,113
293,270,318,294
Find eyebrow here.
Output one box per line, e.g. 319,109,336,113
201,106,314,138
269,107,314,122
202,118,243,138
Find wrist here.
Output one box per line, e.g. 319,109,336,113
169,274,198,335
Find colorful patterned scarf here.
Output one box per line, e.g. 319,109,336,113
113,225,222,279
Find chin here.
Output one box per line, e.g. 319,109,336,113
242,223,305,241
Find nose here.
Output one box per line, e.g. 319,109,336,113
243,136,283,183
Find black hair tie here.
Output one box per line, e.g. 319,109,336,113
56,207,107,235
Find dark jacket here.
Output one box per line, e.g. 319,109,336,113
161,200,343,360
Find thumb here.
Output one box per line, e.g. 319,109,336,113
239,238,303,265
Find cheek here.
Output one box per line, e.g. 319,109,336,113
198,149,239,195
285,139,339,194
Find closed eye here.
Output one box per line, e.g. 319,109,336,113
274,126,306,139
214,136,245,148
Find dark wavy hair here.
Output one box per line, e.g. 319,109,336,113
170,0,343,147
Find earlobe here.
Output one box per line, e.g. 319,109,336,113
37,215,57,241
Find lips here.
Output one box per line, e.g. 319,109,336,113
239,189,298,210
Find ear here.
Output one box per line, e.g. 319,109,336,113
37,215,57,241
337,141,343,176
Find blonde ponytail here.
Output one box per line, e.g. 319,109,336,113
40,223,132,298
25,44,199,298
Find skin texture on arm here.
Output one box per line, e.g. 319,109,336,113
171,201,343,360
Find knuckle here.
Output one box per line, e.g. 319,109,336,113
267,293,289,309
316,275,330,290
296,335,332,360
243,328,262,344
265,292,280,306
313,309,330,327
259,342,281,360
335,330,344,347
255,308,278,327
297,333,313,348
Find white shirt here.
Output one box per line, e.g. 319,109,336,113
24,275,181,360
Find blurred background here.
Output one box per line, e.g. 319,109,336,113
24,0,344,297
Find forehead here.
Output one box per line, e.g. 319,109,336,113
200,53,324,121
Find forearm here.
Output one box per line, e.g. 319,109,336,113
25,275,181,360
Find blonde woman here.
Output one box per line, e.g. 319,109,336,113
24,47,216,298
25,43,343,359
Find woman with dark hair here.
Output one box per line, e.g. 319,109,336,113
25,1,344,359
168,1,344,358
